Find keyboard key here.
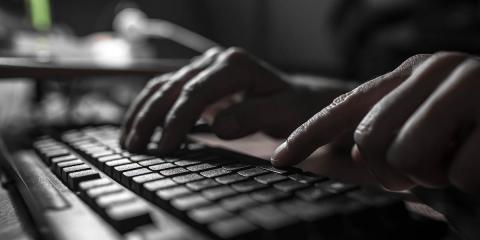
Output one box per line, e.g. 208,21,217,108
86,184,123,200
44,149,70,162
254,173,288,184
54,159,83,175
200,168,230,178
208,217,258,239
231,180,267,193
277,199,332,222
188,205,233,224
250,188,290,202
96,191,136,209
130,155,154,162
97,154,123,163
79,178,111,191
171,194,210,211
186,179,220,191
68,169,100,190
113,163,142,180
222,163,251,171
143,179,177,200
296,187,332,201
288,172,325,184
50,155,77,166
131,173,163,193
148,163,176,171
215,174,247,184
155,186,191,201
186,163,216,172
243,205,297,230
105,200,153,233
220,195,258,211
174,159,200,166
121,168,152,186
238,167,268,177
159,167,189,177
274,180,308,192
84,146,108,153
61,164,91,181
91,150,115,158
104,159,131,174
319,181,357,194
138,159,164,167
202,186,237,201
172,173,204,184
260,165,289,175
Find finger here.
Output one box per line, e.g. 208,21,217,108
354,52,468,191
270,54,430,167
125,47,222,152
120,74,171,147
388,58,480,188
448,128,480,194
158,48,285,153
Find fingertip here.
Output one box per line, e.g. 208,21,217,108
351,144,365,166
156,130,181,155
270,142,290,166
125,132,146,153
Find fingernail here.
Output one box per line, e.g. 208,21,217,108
351,144,365,165
270,142,287,165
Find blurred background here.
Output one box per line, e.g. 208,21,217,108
0,0,479,135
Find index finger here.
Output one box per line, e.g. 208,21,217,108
120,73,172,147
271,54,429,166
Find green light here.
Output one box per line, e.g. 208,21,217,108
29,0,52,31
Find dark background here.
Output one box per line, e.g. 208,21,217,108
2,0,480,80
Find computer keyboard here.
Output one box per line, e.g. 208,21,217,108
31,125,437,240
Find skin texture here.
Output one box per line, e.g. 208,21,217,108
120,47,350,154
273,52,480,194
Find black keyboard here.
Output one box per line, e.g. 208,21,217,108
31,126,436,240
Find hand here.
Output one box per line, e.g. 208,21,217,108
120,47,349,154
272,52,480,194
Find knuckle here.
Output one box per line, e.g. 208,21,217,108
146,74,168,89
181,79,204,98
427,51,469,65
456,58,480,74
221,47,250,63
400,54,431,68
205,46,223,56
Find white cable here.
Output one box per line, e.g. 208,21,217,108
113,8,220,53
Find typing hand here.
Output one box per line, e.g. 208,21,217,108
120,47,346,154
272,52,480,194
